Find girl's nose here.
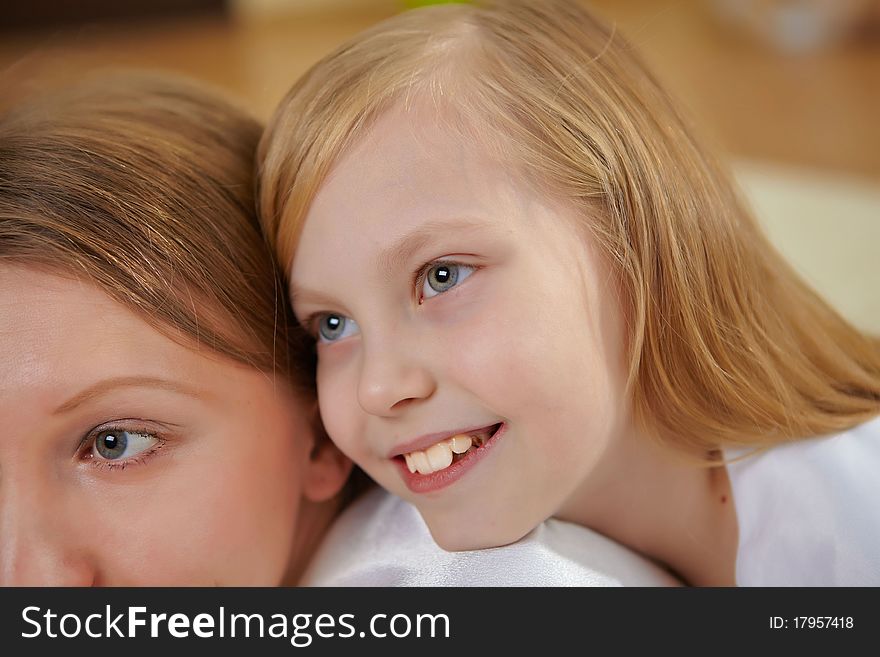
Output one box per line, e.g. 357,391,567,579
357,340,437,417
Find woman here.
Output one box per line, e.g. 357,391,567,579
0,72,353,585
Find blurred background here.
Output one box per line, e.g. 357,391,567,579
1,0,878,331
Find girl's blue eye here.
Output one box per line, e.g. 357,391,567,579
92,429,157,461
422,262,475,299
317,314,360,343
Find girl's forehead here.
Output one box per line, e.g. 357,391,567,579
289,100,593,293
308,104,530,225
293,142,587,298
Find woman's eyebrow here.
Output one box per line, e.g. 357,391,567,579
376,217,490,277
53,376,210,415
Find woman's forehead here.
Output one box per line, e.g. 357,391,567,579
0,266,252,404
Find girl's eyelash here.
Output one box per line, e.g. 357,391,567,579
297,257,480,332
299,313,324,339
413,258,478,304
82,444,165,472
412,261,434,299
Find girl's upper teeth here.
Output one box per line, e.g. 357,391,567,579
449,434,473,454
403,432,478,475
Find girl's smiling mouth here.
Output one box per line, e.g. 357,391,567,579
393,423,505,494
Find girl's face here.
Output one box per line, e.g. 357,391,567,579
290,106,631,550
0,266,349,585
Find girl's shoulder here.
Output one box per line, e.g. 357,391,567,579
726,415,880,586
301,487,678,586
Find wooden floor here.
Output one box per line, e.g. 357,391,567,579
1,0,878,182
589,0,880,183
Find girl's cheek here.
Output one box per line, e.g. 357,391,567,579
317,373,361,454
420,268,493,326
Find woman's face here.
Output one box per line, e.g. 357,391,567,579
0,266,346,585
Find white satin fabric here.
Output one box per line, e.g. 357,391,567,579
728,415,880,586
301,487,679,587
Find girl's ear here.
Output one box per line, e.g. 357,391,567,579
302,402,354,503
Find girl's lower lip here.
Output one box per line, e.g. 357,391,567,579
394,423,506,494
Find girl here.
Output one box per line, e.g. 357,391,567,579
257,0,880,585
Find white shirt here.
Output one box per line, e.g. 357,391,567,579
302,487,680,587
728,415,880,586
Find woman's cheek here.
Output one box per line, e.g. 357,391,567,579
83,476,228,585
121,408,303,585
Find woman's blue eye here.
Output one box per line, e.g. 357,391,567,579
317,314,359,343
422,262,475,299
92,429,157,461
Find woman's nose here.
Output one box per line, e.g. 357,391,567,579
0,487,95,586
357,339,437,417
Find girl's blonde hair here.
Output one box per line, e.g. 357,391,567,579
258,0,880,454
1,72,312,392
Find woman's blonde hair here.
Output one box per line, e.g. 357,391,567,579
258,0,880,454
1,72,312,391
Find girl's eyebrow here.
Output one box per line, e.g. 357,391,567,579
376,217,490,277
289,217,492,309
288,286,342,309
